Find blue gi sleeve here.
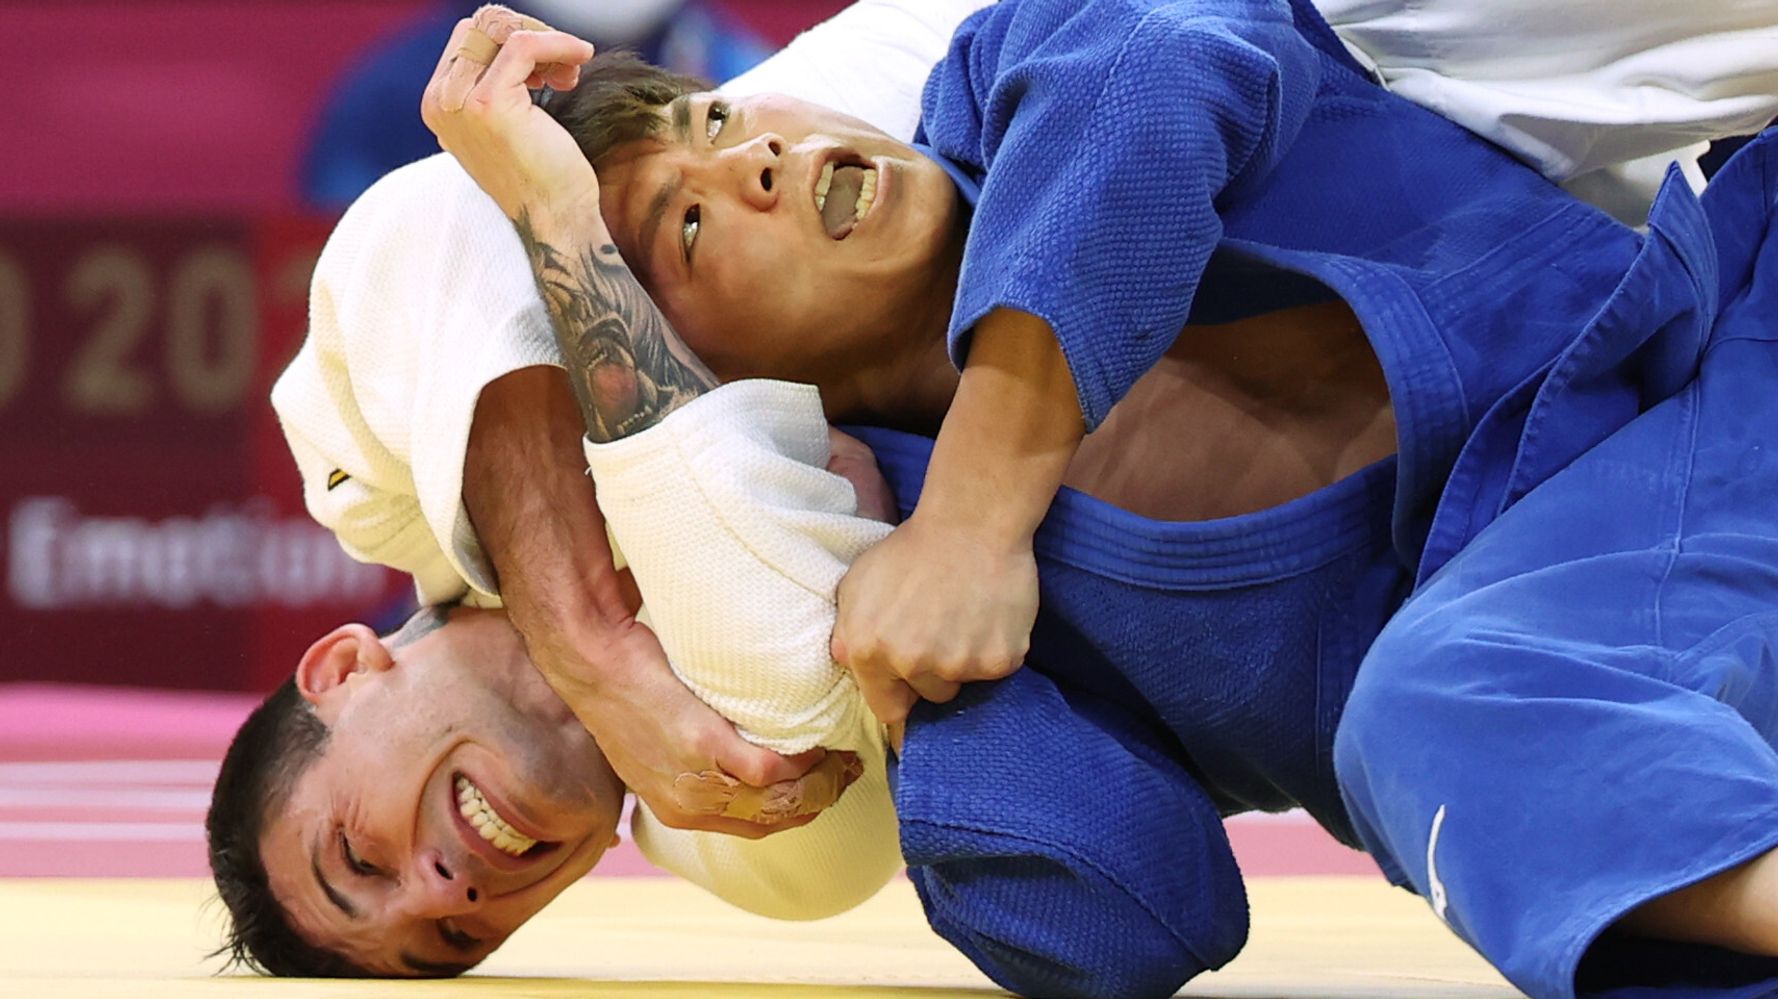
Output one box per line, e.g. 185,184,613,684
918,0,1323,429
894,667,1249,999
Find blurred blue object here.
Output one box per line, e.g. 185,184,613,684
300,0,771,212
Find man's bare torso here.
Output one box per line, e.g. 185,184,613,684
1064,300,1396,522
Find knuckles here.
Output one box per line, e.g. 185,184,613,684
472,4,519,35
686,728,722,763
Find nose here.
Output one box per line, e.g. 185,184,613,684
712,133,784,212
404,850,483,918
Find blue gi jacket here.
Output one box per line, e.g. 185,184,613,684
864,0,1681,995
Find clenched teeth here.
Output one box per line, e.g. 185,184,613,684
455,775,536,857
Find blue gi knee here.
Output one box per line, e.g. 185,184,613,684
895,667,1249,999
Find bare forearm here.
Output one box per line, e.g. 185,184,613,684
917,308,1085,543
513,203,718,442
830,310,1072,725
463,367,632,651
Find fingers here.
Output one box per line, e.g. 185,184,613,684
720,741,823,788
438,9,504,113
835,629,978,725
906,674,962,704
669,752,864,825
835,624,917,727
431,17,477,80
723,751,865,822
853,665,922,729
537,61,584,93
704,714,822,786
650,805,818,840
767,751,864,819
672,768,744,816
434,5,591,114
473,30,595,108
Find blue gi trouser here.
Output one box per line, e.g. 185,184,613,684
1337,138,1778,999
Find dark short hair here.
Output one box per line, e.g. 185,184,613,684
207,606,453,977
541,49,708,168
205,676,366,977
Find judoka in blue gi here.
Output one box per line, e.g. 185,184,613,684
826,4,1778,997
249,0,1778,995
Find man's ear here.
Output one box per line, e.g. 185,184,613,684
295,624,395,716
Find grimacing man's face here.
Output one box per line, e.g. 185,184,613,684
257,609,625,975
596,90,963,387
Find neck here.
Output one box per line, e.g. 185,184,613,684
821,230,965,437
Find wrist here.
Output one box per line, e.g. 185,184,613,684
513,189,605,245
910,485,1042,552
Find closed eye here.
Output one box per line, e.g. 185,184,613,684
682,204,701,261
339,831,382,877
439,920,481,952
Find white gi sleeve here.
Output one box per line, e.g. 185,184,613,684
1315,0,1778,222
720,0,997,142
584,381,902,920
270,154,572,606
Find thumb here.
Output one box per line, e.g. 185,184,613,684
716,729,818,787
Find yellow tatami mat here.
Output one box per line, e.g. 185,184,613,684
0,875,1519,997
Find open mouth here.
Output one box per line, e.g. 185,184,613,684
813,156,880,241
453,774,556,861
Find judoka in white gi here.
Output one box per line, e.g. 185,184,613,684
205,0,1778,988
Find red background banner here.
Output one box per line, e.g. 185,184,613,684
1,0,850,694
0,218,411,691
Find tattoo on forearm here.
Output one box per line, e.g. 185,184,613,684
515,211,717,441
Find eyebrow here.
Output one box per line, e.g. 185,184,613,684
636,95,698,275
311,839,361,921
669,93,692,145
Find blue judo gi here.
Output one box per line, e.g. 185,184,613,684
858,0,1778,997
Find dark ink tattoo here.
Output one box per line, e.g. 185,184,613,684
514,210,717,441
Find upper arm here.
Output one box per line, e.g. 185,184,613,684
271,351,468,604
930,0,1324,428
285,155,567,597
